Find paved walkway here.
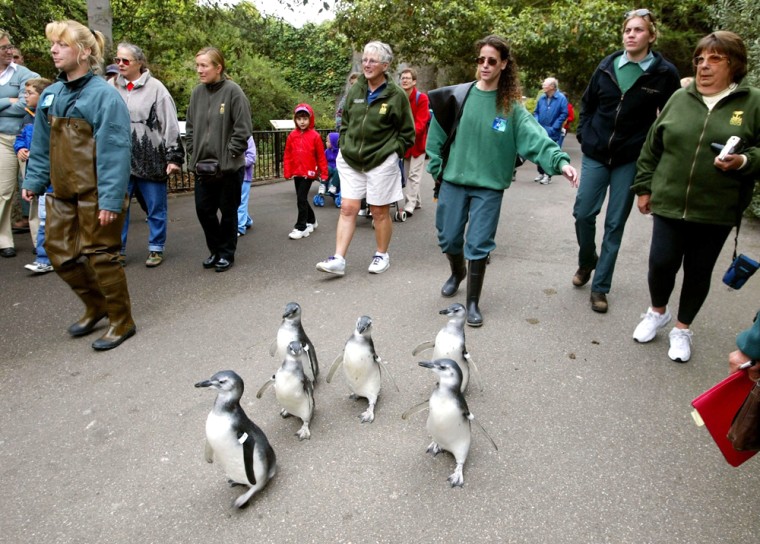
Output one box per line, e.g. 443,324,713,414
2,136,759,543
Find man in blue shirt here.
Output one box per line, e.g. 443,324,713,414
533,77,568,184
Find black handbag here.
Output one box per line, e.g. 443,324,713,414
195,159,221,179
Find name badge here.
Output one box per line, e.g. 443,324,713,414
353,98,365,104
42,94,54,108
492,117,507,132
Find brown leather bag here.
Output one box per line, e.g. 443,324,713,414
728,382,760,451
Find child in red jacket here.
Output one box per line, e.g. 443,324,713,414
284,104,328,239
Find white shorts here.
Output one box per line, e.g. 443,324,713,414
337,151,404,206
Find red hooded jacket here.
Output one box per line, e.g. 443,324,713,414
284,103,328,181
405,88,430,159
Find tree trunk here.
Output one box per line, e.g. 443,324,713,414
87,0,113,56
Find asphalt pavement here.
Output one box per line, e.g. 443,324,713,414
2,136,760,543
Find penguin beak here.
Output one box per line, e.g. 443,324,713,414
194,380,213,388
439,308,450,315
418,361,435,369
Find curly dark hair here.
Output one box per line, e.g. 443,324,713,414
475,35,522,115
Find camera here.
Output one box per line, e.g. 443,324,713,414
711,135,743,161
723,253,760,290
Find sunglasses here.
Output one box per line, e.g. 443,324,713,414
476,56,499,66
624,8,656,22
113,57,132,66
693,54,729,66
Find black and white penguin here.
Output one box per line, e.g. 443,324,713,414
403,359,497,487
258,341,315,440
326,315,399,423
412,303,482,392
195,370,277,508
269,302,319,383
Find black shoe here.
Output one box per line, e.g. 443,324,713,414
590,291,608,313
215,258,233,272
572,266,594,287
0,247,17,258
92,324,136,351
68,313,107,337
203,254,219,269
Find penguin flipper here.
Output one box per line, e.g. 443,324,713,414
255,377,275,399
377,357,400,392
268,338,277,357
326,353,344,383
204,438,214,464
464,351,484,392
303,343,319,382
412,340,435,356
401,400,429,420
468,413,499,451
239,432,257,487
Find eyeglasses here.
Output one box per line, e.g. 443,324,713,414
625,8,653,19
476,56,499,66
693,54,728,66
0,45,15,52
113,57,132,66
361,58,382,66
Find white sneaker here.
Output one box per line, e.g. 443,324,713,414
289,228,309,240
24,261,54,274
533,174,543,182
358,209,368,217
368,253,390,274
633,307,672,343
306,221,318,233
316,255,346,276
668,327,693,362
539,175,552,184
318,184,326,195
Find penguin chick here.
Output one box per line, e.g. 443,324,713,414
412,303,482,393
195,370,277,508
418,359,471,487
272,341,315,440
327,315,398,423
269,302,319,383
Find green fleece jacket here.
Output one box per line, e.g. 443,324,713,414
632,79,760,226
339,74,415,171
426,86,570,190
185,78,252,174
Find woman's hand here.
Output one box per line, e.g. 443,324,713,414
561,164,579,188
637,194,651,215
714,153,744,172
729,349,760,382
98,209,118,226
21,188,36,202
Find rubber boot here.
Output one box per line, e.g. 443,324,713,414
56,263,108,337
466,258,488,327
89,254,137,351
441,253,467,298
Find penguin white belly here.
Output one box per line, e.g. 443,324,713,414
426,394,471,462
274,371,310,419
343,344,381,399
432,330,463,360
205,412,249,485
276,327,298,358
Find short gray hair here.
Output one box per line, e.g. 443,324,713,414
116,42,148,72
364,41,393,65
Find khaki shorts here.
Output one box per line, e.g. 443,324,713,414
337,151,404,206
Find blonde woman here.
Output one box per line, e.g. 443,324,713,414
22,20,136,351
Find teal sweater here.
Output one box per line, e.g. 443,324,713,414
426,86,570,190
632,79,760,226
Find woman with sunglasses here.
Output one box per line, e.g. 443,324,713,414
21,20,136,350
572,9,680,314
631,31,760,363
111,43,184,269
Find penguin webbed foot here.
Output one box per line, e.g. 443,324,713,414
348,393,358,400
232,486,256,509
228,479,245,488
447,464,465,488
359,404,375,423
426,441,443,457
295,423,311,440
280,409,292,418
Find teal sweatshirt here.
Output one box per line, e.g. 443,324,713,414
426,86,570,190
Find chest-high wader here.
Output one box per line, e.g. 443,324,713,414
44,114,136,346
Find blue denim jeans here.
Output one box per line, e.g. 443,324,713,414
572,156,637,293
36,193,51,265
121,176,168,254
237,179,253,234
435,181,504,260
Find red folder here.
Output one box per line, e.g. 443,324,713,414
691,370,757,467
